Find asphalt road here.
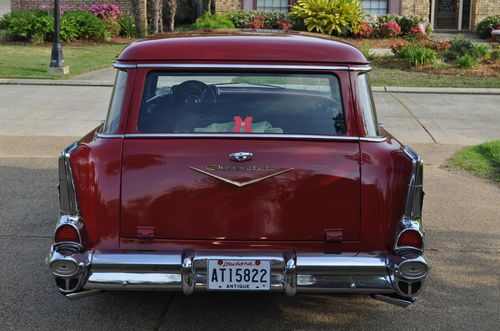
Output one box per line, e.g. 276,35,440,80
0,86,499,330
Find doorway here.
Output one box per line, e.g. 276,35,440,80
432,0,472,30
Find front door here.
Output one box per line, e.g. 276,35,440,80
435,0,458,29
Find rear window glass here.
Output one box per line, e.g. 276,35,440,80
138,72,346,135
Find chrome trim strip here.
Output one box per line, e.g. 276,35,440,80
127,63,372,71
96,132,125,139
113,63,137,69
58,142,80,215
113,62,372,72
97,132,387,142
402,146,424,219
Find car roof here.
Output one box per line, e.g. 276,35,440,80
117,31,368,65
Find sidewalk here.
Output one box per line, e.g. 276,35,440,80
1,82,499,145
1,67,499,95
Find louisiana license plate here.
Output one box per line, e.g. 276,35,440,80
207,259,271,291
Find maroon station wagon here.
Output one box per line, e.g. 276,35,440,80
47,33,428,307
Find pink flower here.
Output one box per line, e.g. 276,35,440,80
381,21,402,38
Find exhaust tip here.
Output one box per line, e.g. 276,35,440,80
372,294,416,308
65,289,102,300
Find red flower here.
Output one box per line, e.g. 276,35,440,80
381,22,402,38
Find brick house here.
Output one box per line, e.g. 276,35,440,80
1,0,498,31
215,0,500,31
1,1,146,21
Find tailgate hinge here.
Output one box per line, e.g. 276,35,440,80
137,226,155,240
325,229,343,243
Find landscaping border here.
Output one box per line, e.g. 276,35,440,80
1,78,499,95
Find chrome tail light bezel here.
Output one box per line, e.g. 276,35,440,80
58,142,80,216
395,146,425,255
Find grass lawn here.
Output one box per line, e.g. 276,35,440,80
451,141,500,185
0,44,127,79
369,65,500,88
0,43,498,88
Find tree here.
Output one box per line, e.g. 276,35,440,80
150,0,163,34
164,0,177,32
131,0,145,37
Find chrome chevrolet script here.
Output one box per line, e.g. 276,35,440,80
188,165,293,187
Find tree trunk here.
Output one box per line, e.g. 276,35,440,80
165,0,177,32
131,0,145,37
150,0,162,34
207,0,212,14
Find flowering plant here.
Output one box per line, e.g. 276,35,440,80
88,4,121,20
423,40,451,52
355,22,375,38
252,16,265,30
410,25,426,39
381,21,401,38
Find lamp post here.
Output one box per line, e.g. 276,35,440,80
48,0,69,74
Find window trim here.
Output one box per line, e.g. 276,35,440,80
136,70,348,137
357,73,380,137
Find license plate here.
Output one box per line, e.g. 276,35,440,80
207,259,271,291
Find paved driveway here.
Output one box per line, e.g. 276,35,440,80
1,84,499,144
0,85,499,330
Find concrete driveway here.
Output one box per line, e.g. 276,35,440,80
0,84,499,330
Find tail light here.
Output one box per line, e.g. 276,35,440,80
55,224,80,244
54,216,85,252
397,230,423,250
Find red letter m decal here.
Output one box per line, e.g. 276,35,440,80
233,116,253,133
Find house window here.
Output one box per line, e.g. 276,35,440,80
256,0,289,13
361,0,388,15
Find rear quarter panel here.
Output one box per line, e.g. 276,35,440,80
70,138,123,250
359,133,413,251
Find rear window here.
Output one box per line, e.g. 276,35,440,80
138,72,346,135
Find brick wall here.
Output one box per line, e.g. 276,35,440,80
215,0,241,14
1,0,10,16
472,0,500,30
11,0,136,13
401,0,430,17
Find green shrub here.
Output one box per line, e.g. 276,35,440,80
118,13,136,38
103,18,121,38
444,36,489,61
0,29,11,41
358,44,375,60
393,43,437,66
62,10,108,41
492,50,500,61
456,54,477,69
194,13,234,30
476,15,500,39
0,10,52,41
31,14,53,42
228,10,291,30
290,0,362,36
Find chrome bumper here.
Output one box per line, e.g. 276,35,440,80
47,249,428,306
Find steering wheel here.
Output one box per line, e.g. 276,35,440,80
171,80,216,104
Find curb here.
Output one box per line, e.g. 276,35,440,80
0,79,113,87
372,86,500,95
1,79,499,95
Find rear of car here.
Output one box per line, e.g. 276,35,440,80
47,34,428,307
